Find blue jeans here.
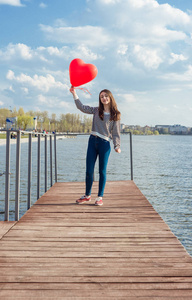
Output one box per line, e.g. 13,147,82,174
86,135,111,197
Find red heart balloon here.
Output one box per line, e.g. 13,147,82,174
69,58,98,87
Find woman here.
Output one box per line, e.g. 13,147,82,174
70,86,121,206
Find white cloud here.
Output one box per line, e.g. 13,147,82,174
0,43,60,64
16,43,32,60
0,43,32,61
38,44,101,61
159,3,191,26
0,43,101,71
118,93,136,103
95,0,190,27
37,0,192,75
39,2,47,8
133,45,163,69
2,0,192,126
40,24,111,47
134,0,158,9
38,94,46,103
59,101,70,108
173,104,180,109
157,105,169,113
0,0,23,5
93,0,191,42
38,94,70,109
0,100,4,106
117,45,128,55
42,46,61,56
8,85,15,93
161,65,192,82
149,26,186,43
169,53,188,64
7,70,15,80
21,87,29,94
70,45,103,61
97,0,120,4
6,70,68,93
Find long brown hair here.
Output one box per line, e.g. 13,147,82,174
99,89,121,121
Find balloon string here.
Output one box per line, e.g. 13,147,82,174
75,87,92,95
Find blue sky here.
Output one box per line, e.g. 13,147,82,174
1,0,192,126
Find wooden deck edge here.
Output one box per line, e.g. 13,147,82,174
0,221,17,240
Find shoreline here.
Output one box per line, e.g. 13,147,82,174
0,138,34,146
0,135,71,146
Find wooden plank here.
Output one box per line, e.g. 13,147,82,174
0,222,16,239
1,282,192,290
0,251,188,258
0,262,192,270
0,267,192,276
0,275,192,283
0,180,192,299
0,243,185,251
0,256,191,263
0,289,192,298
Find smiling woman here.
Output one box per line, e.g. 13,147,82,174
70,86,121,206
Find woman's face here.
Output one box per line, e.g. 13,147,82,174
100,92,111,106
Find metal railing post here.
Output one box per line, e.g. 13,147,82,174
15,130,21,221
45,135,47,193
27,133,32,209
37,134,41,199
129,132,133,180
54,134,57,183
50,135,53,187
1,129,57,221
5,130,11,221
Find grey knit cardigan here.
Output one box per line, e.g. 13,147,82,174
74,98,120,149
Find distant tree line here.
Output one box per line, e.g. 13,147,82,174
122,126,159,135
0,107,92,133
122,125,192,135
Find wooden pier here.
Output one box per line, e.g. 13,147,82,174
0,180,192,299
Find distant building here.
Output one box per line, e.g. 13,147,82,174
126,125,138,130
155,124,188,134
155,125,170,134
155,125,170,130
169,124,188,134
120,124,190,135
121,124,136,132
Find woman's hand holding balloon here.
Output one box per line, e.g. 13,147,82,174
70,86,77,97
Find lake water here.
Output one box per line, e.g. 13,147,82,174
0,134,192,256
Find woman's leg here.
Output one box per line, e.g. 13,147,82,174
98,139,111,197
85,136,98,196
